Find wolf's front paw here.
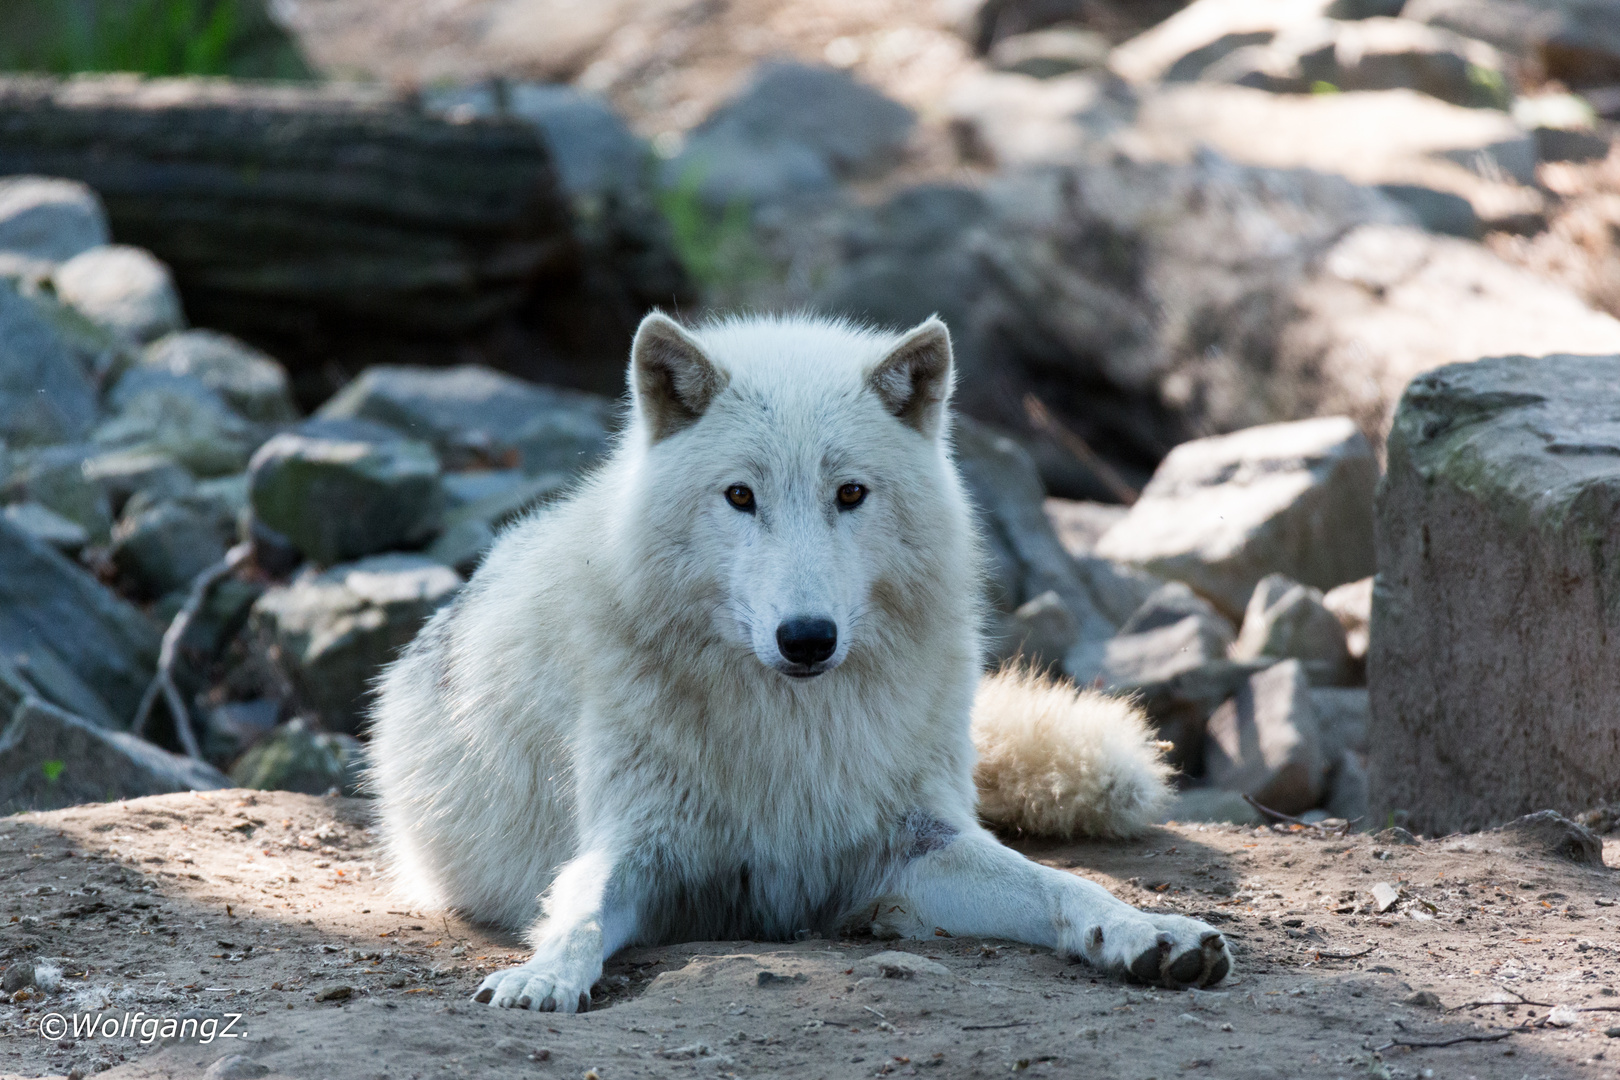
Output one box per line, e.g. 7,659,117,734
473,959,594,1012
1068,910,1230,989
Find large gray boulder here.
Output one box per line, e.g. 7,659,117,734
53,245,186,343
0,696,229,813
1370,353,1620,833
0,177,109,262
97,368,261,477
316,365,612,476
109,499,229,599
1232,572,1354,683
251,555,462,734
1205,659,1324,815
1095,417,1378,618
248,425,443,566
141,330,299,423
1,443,113,541
0,516,159,729
0,280,100,447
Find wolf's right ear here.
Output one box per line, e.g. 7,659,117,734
866,316,954,438
631,312,728,442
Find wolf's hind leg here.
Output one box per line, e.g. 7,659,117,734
868,825,1229,988
473,851,635,1012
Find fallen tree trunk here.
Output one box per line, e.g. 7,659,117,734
0,74,575,338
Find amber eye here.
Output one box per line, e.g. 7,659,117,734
836,483,868,509
726,484,755,512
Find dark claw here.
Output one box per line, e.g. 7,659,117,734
1204,953,1231,986
517,995,532,1010
1129,938,1170,983
1166,947,1204,985
578,992,591,1013
473,987,494,1004
539,995,557,1012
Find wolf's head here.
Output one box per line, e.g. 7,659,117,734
620,312,974,682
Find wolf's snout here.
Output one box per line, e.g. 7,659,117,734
776,617,838,667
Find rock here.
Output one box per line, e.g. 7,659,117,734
991,590,1080,671
668,62,915,207
109,499,229,600
1312,687,1370,763
427,470,571,572
1405,0,1620,88
1044,498,1129,558
1118,581,1235,638
0,515,159,728
1370,881,1401,912
1369,354,1620,833
1161,787,1264,825
53,245,186,343
1205,660,1324,814
141,331,298,423
251,555,461,733
1198,17,1511,109
0,279,100,447
1108,0,1339,84
1,958,34,993
2,502,88,554
0,696,229,813
1325,749,1370,822
1232,573,1353,683
943,70,1134,169
990,28,1114,77
2,444,112,541
311,984,353,1003
203,1055,270,1080
0,176,109,262
1404,989,1443,1009
1096,418,1377,619
1496,810,1605,865
1535,125,1612,163
1322,577,1372,660
229,718,366,796
97,369,261,477
954,418,1117,642
504,84,649,198
315,364,612,476
82,450,195,514
201,698,280,767
1071,556,1166,628
248,429,442,566
1374,826,1419,845
852,952,950,980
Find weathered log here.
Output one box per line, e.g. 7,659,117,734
0,74,575,340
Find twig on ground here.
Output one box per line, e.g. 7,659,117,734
130,541,253,759
1313,945,1375,961
1449,986,1554,1012
1373,1024,1525,1052
962,1021,1032,1031
1021,394,1140,506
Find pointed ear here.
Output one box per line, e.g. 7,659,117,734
866,317,954,437
630,312,728,442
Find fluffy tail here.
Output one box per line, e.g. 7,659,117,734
971,666,1171,840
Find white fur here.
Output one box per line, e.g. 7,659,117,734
973,667,1172,840
366,312,1229,1013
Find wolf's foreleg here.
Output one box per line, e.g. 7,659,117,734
870,826,1230,988
472,850,634,1012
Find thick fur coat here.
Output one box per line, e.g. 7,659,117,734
367,313,1228,1012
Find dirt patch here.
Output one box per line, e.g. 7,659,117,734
2,791,1618,1079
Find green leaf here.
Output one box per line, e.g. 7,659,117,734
41,759,65,783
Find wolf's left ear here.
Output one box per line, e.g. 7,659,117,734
866,317,954,438
631,312,728,442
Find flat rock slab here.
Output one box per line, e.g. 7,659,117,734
1370,353,1620,833
2,790,1616,1079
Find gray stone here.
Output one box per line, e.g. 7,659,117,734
1108,0,1339,84
201,698,280,766
1161,786,1264,825
1376,183,1481,238
0,515,159,728
248,429,443,566
2,502,88,554
1232,573,1353,682
507,84,649,198
0,279,100,447
202,1055,270,1080
1096,417,1378,619
316,364,611,476
669,61,915,207
1535,126,1611,163
954,418,1118,648
1119,581,1236,639
852,951,950,980
0,696,229,814
990,590,1080,672
1205,659,1324,815
251,555,461,734
2,444,112,542
229,718,366,797
81,450,195,514
1325,749,1370,823
1405,0,1620,88
426,472,569,574
96,369,262,477
1370,355,1620,832
1072,556,1166,628
1496,810,1605,864
141,330,299,423
53,245,186,343
1044,498,1130,558
989,28,1114,78
1312,687,1371,764
110,499,229,599
0,177,109,262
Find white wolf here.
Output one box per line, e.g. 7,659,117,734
367,312,1231,1013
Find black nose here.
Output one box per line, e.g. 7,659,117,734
776,617,838,666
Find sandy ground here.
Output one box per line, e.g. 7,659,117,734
2,792,1619,1080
